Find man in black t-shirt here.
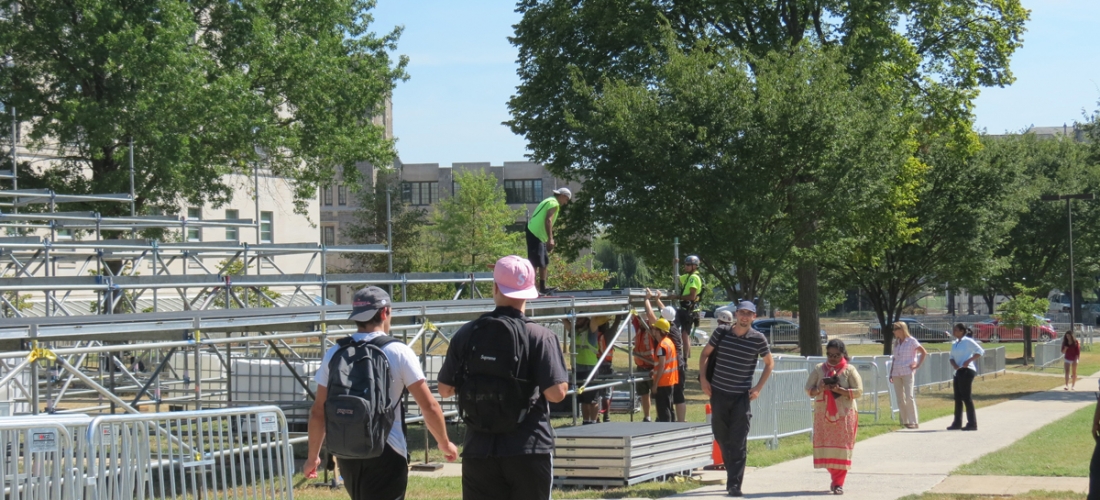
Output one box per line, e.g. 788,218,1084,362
438,255,569,500
698,301,774,497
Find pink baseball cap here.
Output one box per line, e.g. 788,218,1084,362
492,255,539,299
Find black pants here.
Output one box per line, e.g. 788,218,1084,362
337,445,408,500
952,368,977,427
675,308,698,337
462,454,553,500
673,367,687,405
711,390,752,493
1090,433,1100,500
655,385,675,422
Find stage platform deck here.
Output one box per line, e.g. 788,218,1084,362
553,422,713,487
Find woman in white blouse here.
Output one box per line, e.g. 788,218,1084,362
889,322,928,429
948,323,984,431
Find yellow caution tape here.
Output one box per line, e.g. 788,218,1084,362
576,386,585,395
320,322,327,335
423,320,437,332
27,342,57,363
194,330,201,342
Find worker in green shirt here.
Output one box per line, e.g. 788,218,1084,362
525,187,571,295
675,255,703,361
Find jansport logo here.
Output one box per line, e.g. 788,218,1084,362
336,409,355,415
480,355,497,361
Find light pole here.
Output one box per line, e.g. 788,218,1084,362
1041,193,1096,326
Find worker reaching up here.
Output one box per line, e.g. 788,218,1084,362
525,187,571,295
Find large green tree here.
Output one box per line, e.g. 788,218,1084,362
1,0,405,217
982,133,1100,320
428,169,523,272
342,169,428,274
509,0,1028,355
836,135,1030,354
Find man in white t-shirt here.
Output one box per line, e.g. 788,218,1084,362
305,286,457,500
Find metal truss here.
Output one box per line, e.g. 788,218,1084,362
0,291,648,430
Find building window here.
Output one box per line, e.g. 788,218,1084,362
260,211,273,243
225,209,239,241
322,225,336,246
56,229,74,241
322,186,333,206
400,181,438,206
337,185,347,206
504,179,543,204
186,207,202,242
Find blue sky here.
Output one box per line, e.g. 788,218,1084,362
372,1,1100,166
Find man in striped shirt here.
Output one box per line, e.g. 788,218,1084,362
698,301,774,497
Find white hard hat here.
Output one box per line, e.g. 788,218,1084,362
661,306,677,321
716,310,734,324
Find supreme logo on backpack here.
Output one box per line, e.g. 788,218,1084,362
457,314,536,434
324,335,400,459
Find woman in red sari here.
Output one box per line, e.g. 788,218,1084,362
805,339,863,495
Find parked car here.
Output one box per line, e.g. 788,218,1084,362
972,318,1057,343
868,318,952,343
751,319,828,346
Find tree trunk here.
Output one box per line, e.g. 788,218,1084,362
947,289,955,316
797,261,822,356
982,293,996,316
1022,325,1032,365
967,293,974,315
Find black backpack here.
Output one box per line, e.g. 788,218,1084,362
456,314,536,434
324,335,401,459
705,325,731,383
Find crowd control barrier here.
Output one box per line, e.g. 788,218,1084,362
1,415,92,500
84,406,294,500
747,369,814,448
1034,341,1064,368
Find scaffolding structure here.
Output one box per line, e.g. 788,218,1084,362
0,159,655,475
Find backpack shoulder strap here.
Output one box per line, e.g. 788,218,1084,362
365,334,401,349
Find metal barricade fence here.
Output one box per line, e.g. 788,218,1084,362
85,406,294,500
0,415,92,500
848,358,886,421
747,369,813,447
1034,341,1064,368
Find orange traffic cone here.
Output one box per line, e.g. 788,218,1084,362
704,403,725,470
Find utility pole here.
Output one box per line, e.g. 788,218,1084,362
1041,193,1096,326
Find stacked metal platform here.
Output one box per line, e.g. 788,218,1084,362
553,422,713,487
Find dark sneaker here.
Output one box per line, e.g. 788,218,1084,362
727,488,743,497
946,424,962,430
642,417,652,422
962,424,977,431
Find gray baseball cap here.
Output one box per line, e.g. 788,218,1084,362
736,301,756,313
349,286,391,322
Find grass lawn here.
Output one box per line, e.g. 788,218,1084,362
954,404,1096,477
292,474,702,500
898,491,1085,500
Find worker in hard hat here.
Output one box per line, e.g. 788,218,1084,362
650,318,680,423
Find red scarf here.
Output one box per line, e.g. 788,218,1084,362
823,357,847,418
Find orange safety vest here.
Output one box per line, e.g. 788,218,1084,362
632,329,655,369
599,330,614,363
654,336,680,387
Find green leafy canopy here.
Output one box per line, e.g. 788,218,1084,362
1,0,406,217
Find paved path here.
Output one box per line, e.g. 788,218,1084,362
673,376,1097,499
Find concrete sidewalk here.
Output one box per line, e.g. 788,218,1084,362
674,379,1097,499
